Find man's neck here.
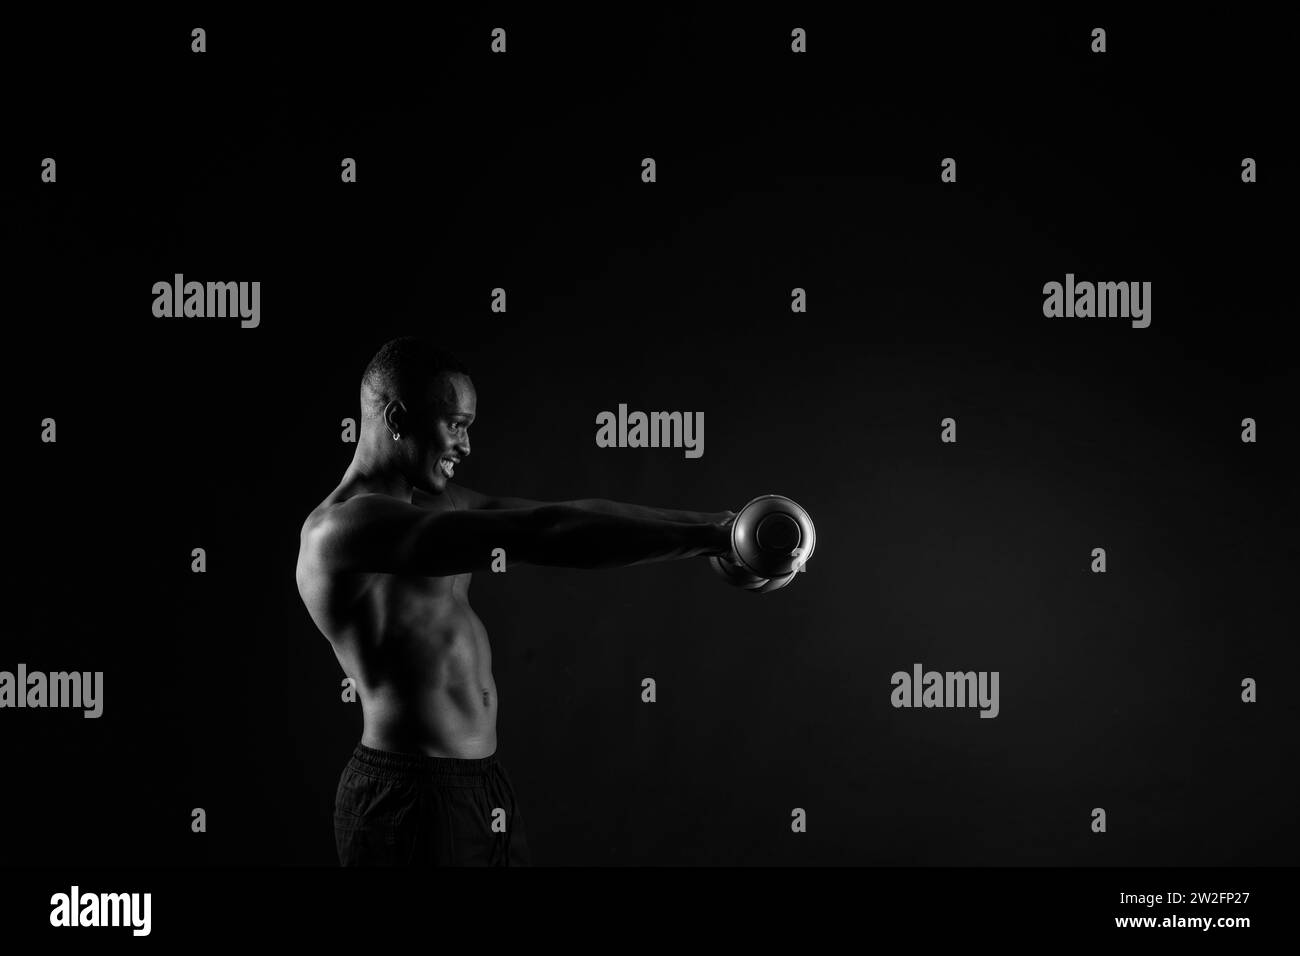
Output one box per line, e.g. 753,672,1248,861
341,454,413,503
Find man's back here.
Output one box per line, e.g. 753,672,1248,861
297,481,498,759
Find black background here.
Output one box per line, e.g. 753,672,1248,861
4,10,1295,868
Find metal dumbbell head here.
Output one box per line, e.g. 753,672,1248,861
730,494,817,580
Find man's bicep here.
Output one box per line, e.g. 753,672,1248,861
449,483,549,511
318,497,543,576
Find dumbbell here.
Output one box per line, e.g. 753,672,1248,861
709,494,816,594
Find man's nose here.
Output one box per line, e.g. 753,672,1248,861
456,434,471,457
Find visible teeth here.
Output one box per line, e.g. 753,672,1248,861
441,460,455,476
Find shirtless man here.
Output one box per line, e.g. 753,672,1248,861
296,337,736,866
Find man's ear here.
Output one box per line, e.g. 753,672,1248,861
384,399,409,436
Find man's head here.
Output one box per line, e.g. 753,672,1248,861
360,337,475,495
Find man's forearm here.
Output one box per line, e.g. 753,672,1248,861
566,498,710,525
520,504,728,569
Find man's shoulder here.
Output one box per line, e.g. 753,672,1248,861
303,492,405,540
297,493,407,589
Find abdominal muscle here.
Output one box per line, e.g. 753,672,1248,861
333,575,499,759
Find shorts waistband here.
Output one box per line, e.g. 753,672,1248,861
348,742,500,780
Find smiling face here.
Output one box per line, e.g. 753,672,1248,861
405,372,476,495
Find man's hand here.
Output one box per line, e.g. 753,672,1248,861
708,511,738,554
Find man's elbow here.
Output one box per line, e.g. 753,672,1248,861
505,506,562,566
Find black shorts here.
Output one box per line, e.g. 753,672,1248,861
334,743,532,866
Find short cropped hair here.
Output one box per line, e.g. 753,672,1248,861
360,337,471,417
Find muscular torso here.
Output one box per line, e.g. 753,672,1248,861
296,485,497,758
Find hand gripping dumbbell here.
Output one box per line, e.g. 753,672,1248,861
709,494,816,594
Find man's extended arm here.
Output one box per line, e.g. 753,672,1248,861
313,493,732,578
444,483,726,526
